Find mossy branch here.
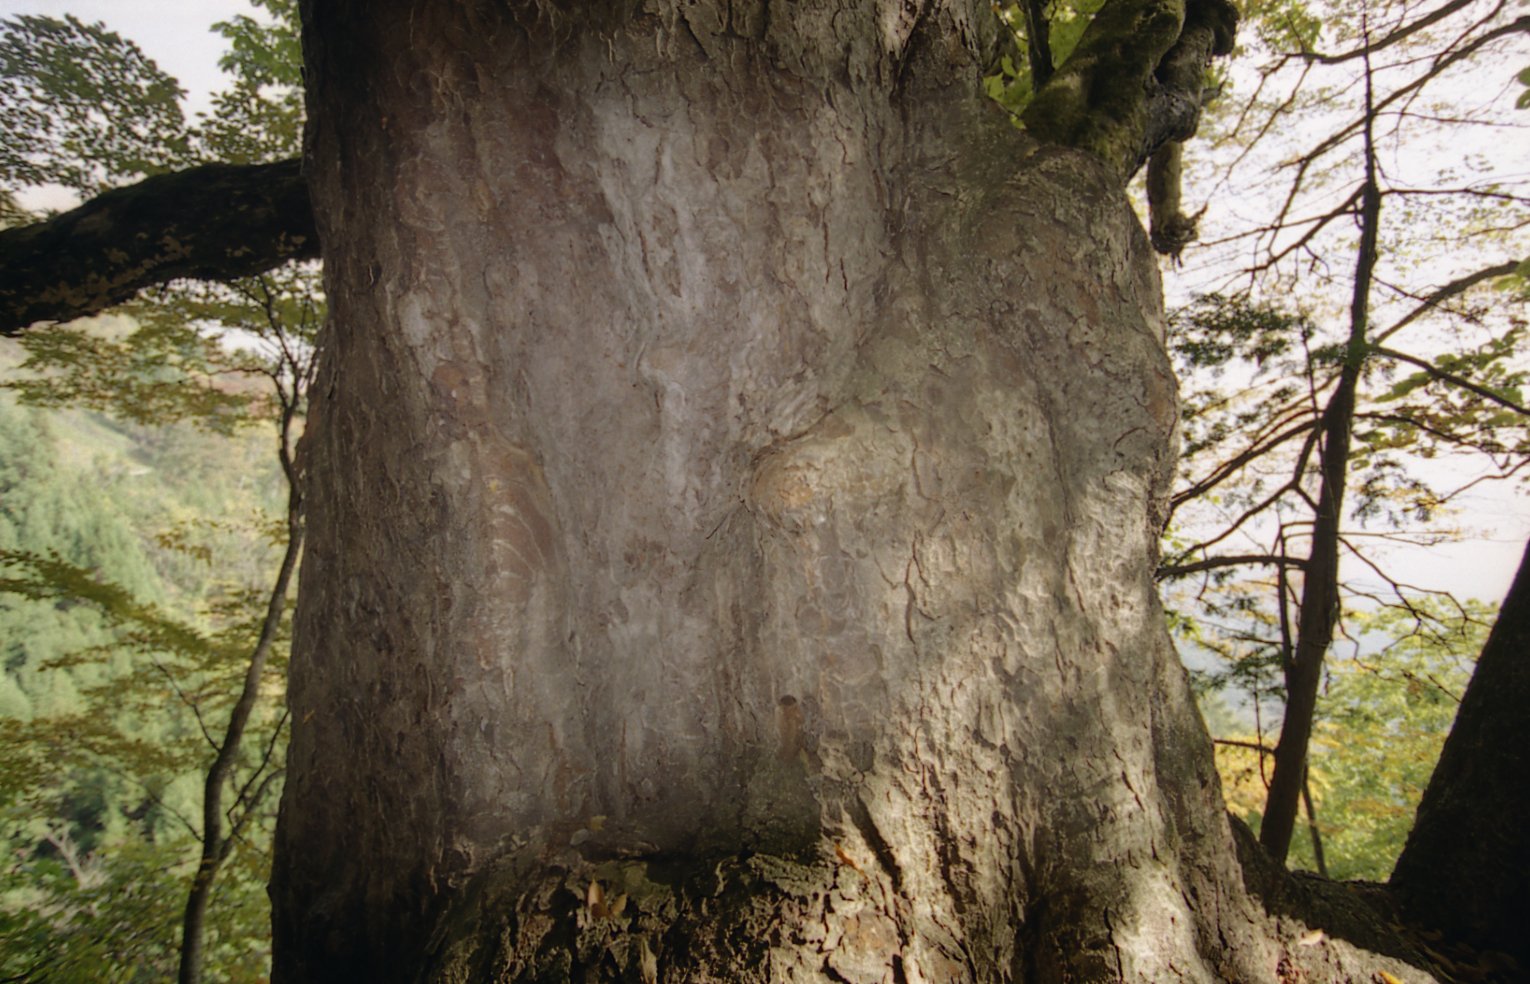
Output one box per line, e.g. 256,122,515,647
1021,0,1235,181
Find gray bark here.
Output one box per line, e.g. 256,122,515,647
269,2,1444,981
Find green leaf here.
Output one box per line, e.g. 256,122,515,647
0,14,187,195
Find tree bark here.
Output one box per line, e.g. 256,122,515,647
0,160,315,334
0,0,1471,980
1391,539,1530,968
259,2,1446,982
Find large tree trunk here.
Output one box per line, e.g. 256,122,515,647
269,2,1439,981
1391,539,1530,969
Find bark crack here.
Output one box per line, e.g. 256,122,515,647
846,796,905,898
1104,905,1128,980
901,546,933,645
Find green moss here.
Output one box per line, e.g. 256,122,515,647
1021,0,1187,178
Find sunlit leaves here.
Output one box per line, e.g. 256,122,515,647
1239,0,1323,52
1304,602,1488,879
1363,326,1530,483
1166,280,1527,541
5,267,322,450
0,14,188,197
1164,294,1319,492
198,0,303,164
984,0,1107,116
1208,599,1490,881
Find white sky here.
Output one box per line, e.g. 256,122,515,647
2,0,1524,606
1162,14,1530,608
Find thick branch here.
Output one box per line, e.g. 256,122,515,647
1157,552,1309,580
1292,16,1530,176
1146,140,1204,258
1170,415,1322,512
1291,0,1478,65
0,159,317,335
1213,736,1274,754
1372,259,1523,347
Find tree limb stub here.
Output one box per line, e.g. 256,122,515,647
0,159,317,336
1023,0,1236,182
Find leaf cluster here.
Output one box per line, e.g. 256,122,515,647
7,262,323,437
984,0,1107,116
197,0,303,165
1167,287,1527,545
0,8,313,974
0,825,274,982
0,14,187,198
0,405,290,981
1211,599,1489,881
1170,292,1307,370
1,0,302,214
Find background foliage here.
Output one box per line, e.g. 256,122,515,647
1,1,308,978
1156,0,1526,872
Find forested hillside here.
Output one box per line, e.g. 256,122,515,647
1,330,288,980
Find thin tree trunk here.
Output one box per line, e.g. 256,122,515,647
1258,363,1357,861
178,404,304,984
1301,769,1328,877
1022,0,1054,86
1259,56,1383,862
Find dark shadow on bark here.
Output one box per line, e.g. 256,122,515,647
1229,818,1457,981
1391,539,1530,975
